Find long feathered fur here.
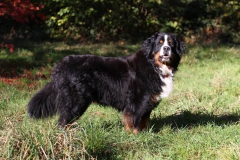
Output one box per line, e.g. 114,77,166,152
28,82,57,118
27,32,185,133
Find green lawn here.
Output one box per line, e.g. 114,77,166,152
0,41,240,159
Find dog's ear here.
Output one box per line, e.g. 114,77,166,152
170,34,185,56
142,33,159,58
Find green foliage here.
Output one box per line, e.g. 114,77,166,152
39,0,240,42
1,0,239,42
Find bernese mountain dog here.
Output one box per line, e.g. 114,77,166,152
28,32,185,134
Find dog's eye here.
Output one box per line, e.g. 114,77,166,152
159,40,163,44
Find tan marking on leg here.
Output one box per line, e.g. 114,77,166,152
133,128,139,134
123,112,134,132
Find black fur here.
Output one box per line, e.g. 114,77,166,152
28,32,185,132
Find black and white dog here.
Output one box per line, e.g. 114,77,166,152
28,33,185,133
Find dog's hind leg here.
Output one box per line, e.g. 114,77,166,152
56,84,91,127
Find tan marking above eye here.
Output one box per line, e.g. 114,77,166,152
168,40,173,46
159,40,163,44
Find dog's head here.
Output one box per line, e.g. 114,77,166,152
143,32,185,72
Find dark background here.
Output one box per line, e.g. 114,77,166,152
1,0,239,44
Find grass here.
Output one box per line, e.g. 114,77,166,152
0,40,240,159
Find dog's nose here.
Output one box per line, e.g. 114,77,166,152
163,46,170,52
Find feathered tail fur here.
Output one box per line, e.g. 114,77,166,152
28,82,57,118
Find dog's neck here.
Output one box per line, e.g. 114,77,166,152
159,65,173,78
152,64,174,101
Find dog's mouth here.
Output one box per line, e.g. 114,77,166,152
160,55,171,63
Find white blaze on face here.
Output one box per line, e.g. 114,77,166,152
159,35,171,58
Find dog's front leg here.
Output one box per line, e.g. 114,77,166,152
123,107,151,134
122,109,135,133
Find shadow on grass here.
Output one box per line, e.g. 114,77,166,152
151,110,240,132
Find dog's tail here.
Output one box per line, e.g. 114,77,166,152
28,82,57,119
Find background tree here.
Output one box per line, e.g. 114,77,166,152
1,0,240,43
0,0,45,51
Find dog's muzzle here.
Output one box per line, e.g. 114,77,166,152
161,46,171,62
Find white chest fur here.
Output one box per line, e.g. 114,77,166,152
155,65,174,101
